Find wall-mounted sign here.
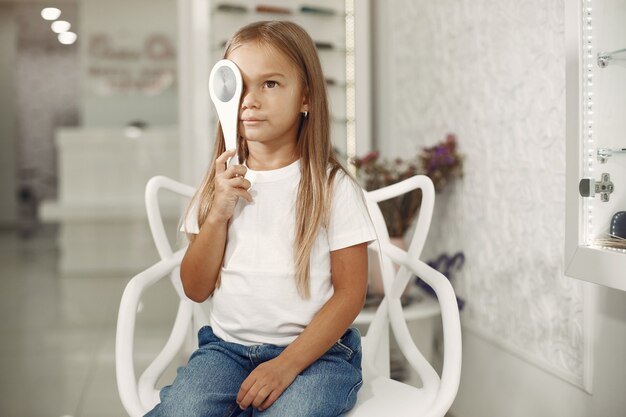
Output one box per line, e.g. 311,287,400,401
86,33,176,96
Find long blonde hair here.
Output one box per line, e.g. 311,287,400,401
183,20,348,298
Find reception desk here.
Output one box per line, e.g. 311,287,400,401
41,126,185,275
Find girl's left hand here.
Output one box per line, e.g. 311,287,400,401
236,357,299,412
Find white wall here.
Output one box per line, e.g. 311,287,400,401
0,4,17,227
373,0,626,416
455,284,626,417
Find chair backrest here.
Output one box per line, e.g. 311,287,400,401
117,174,461,417
145,175,195,260
117,176,200,416
361,175,462,415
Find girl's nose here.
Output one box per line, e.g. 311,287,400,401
241,90,259,109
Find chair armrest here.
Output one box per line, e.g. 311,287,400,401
145,176,196,259
115,249,185,417
385,245,462,417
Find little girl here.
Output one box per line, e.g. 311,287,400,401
145,20,376,417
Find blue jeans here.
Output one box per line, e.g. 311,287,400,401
144,326,363,417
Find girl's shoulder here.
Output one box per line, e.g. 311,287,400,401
326,164,365,201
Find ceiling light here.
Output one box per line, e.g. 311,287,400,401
58,32,77,45
51,20,71,33
41,7,61,20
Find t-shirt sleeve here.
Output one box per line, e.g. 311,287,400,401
327,171,377,251
179,200,200,234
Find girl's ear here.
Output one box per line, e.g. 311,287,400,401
300,87,309,113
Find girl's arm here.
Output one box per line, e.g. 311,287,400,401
179,217,228,302
237,241,368,411
180,150,253,302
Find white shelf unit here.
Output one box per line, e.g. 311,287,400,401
207,0,355,159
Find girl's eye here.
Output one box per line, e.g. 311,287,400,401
264,80,278,89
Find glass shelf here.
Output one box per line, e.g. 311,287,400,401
212,4,346,17
597,47,626,67
210,42,347,53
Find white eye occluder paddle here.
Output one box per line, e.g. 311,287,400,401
209,59,243,168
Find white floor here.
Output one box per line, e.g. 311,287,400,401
0,225,186,417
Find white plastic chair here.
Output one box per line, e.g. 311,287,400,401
116,174,462,417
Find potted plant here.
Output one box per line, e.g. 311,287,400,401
352,133,464,296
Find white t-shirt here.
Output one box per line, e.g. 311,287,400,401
182,160,376,346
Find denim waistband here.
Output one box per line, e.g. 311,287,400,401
197,325,361,366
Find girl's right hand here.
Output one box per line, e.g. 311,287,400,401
209,149,253,224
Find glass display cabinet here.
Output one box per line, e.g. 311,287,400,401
566,0,626,291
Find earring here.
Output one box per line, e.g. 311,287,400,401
302,111,308,118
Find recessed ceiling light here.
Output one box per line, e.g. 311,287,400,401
58,32,77,45
51,20,71,33
41,7,61,20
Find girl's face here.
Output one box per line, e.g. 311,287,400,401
228,42,308,150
